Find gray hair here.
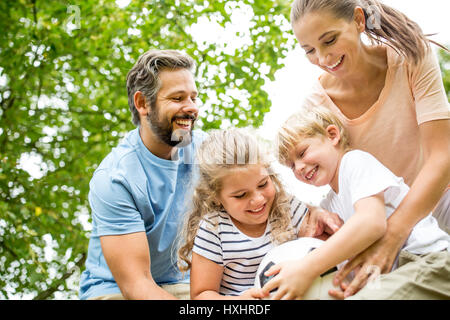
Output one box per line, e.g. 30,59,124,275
126,49,195,126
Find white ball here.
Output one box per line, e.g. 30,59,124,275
254,237,339,300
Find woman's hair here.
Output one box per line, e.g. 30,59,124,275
126,49,195,126
290,0,447,65
177,128,296,272
277,105,351,166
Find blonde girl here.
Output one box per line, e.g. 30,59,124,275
289,0,450,298
177,128,309,299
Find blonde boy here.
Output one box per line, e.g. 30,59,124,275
261,106,450,300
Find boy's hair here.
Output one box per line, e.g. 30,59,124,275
177,128,296,272
126,49,195,126
277,105,351,165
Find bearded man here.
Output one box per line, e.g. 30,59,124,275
79,50,206,300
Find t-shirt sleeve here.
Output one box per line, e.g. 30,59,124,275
289,197,309,233
88,169,145,236
343,151,403,207
193,216,223,265
410,48,450,124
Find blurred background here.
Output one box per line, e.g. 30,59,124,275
1,0,449,299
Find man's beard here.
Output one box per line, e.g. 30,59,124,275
146,108,196,147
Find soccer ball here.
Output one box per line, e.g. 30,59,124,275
254,237,339,300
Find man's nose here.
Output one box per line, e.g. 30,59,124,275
182,97,199,115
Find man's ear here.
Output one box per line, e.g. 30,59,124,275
134,91,149,118
325,125,341,146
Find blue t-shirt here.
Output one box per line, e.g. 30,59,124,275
79,128,207,299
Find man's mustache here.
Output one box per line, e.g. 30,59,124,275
172,114,197,122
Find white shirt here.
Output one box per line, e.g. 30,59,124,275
320,150,449,261
193,197,308,296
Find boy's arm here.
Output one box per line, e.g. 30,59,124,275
302,192,387,276
262,192,386,300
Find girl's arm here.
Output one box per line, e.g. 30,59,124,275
190,252,263,300
262,192,386,300
332,119,450,298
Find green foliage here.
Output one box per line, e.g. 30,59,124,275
438,47,450,100
0,0,294,299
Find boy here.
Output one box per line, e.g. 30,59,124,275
261,105,449,300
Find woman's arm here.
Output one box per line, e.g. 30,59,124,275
262,193,386,300
332,119,450,298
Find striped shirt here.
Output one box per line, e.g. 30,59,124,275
193,197,308,296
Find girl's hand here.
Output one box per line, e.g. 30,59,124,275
239,287,267,300
261,260,316,300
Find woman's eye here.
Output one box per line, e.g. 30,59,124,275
325,37,336,45
306,48,315,55
172,97,182,101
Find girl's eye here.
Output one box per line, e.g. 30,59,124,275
234,193,246,199
258,181,268,188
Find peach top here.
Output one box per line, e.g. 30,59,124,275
303,46,450,187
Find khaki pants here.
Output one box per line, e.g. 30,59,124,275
347,250,450,300
89,283,190,300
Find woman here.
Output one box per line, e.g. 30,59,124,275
289,0,449,299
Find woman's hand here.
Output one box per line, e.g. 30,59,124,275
329,228,406,299
300,206,343,240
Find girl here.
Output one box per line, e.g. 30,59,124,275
289,0,450,298
177,128,309,299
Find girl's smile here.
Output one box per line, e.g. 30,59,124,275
218,165,276,237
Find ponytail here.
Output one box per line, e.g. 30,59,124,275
291,0,448,65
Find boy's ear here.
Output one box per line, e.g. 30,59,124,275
325,125,341,146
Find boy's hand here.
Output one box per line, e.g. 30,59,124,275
300,207,343,240
261,260,316,300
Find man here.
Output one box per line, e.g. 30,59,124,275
79,49,205,299
79,49,342,300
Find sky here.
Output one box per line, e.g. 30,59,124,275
256,0,450,205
